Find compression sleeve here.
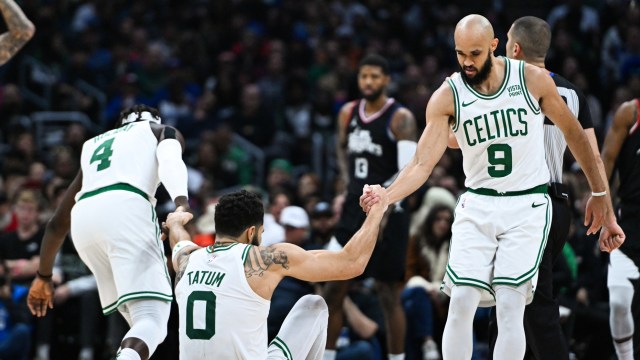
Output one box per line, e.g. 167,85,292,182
156,139,188,201
397,140,417,170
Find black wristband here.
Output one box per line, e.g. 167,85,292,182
36,270,53,281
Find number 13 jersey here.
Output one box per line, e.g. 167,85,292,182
76,121,161,202
448,57,549,192
346,98,401,194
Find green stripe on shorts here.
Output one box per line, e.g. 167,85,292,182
270,336,293,360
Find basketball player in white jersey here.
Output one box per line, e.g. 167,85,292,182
27,105,190,360
360,14,624,359
165,188,388,360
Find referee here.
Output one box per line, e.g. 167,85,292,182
487,16,608,360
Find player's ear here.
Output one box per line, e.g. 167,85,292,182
246,226,256,243
513,42,521,57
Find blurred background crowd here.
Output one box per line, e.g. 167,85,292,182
0,0,638,359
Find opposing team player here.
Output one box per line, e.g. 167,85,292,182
602,98,640,359
325,53,417,360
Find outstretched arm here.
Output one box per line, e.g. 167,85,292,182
246,186,389,283
156,126,189,210
27,170,82,317
164,209,198,285
0,0,35,65
361,83,453,211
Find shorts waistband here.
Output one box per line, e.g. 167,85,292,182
467,184,548,197
78,183,148,202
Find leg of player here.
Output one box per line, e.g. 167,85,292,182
442,286,481,359
610,286,634,360
115,300,171,360
376,281,406,359
267,295,329,360
493,286,527,360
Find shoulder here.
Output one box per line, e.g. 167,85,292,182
339,100,358,118
426,81,456,114
613,99,638,128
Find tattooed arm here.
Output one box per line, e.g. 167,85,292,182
246,187,388,285
0,0,35,66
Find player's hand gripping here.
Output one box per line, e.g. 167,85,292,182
161,206,194,240
360,184,388,214
27,275,54,317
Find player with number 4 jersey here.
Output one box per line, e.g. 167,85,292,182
28,105,190,360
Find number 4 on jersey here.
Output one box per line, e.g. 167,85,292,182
90,138,115,171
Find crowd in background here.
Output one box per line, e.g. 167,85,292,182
0,0,639,359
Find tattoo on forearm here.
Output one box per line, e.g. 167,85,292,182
244,246,289,278
174,253,190,285
0,0,34,64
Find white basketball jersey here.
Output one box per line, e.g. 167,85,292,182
76,121,160,202
175,243,271,360
448,57,550,192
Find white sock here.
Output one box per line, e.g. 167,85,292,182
388,354,405,360
116,348,141,360
614,338,634,360
323,349,337,360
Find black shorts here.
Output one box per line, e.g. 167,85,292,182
618,205,640,267
335,193,410,283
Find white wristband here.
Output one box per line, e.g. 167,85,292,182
591,191,607,197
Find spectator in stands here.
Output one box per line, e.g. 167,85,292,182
0,260,31,360
261,188,290,247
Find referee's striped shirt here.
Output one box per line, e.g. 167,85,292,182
543,72,593,183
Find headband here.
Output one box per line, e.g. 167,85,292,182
122,111,161,125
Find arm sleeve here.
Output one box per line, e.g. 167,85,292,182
397,140,417,170
156,139,189,201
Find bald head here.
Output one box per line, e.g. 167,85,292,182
455,14,495,42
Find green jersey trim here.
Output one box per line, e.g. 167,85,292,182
467,184,548,197
519,61,541,115
78,182,149,202
462,57,510,100
447,78,461,132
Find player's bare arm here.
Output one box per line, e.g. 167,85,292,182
0,0,34,65
244,245,290,279
525,64,610,235
389,108,418,141
362,83,453,211
336,101,357,192
27,170,83,317
602,100,637,181
165,210,197,286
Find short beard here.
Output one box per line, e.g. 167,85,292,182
461,54,493,86
250,232,260,246
362,88,384,102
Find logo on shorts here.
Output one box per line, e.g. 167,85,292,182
531,202,545,208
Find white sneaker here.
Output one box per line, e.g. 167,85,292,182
423,339,441,360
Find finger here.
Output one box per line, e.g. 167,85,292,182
27,299,36,316
584,207,592,227
587,214,603,235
